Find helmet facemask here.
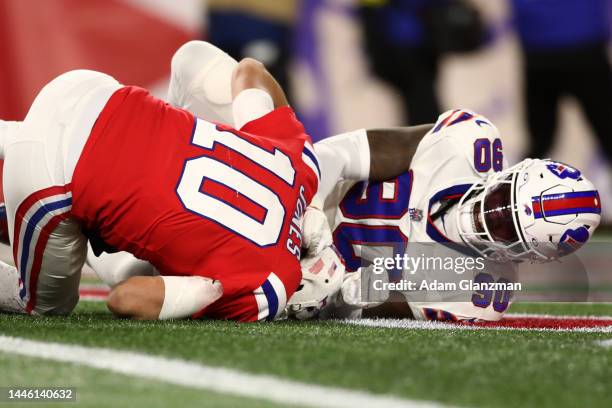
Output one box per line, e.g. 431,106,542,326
456,160,547,262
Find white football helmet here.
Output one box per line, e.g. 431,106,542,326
286,245,346,320
457,159,601,262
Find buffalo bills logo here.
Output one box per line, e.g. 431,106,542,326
557,226,589,256
546,162,581,180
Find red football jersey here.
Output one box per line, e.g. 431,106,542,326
71,86,319,321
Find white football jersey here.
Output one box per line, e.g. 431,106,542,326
328,109,515,321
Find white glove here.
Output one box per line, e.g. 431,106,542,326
287,245,346,320
301,194,332,256
340,266,390,309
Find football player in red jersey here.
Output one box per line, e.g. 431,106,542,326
0,56,325,322
0,41,427,321
78,41,431,318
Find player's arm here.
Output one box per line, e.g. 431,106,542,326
229,58,290,129
304,124,433,255
231,58,288,108
367,124,433,180
315,124,433,199
107,275,222,320
167,41,289,127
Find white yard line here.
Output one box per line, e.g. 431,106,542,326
340,318,612,333
596,339,612,348
0,335,449,408
79,295,107,302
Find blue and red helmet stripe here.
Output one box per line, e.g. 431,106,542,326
531,190,601,219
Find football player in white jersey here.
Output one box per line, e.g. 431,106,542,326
314,109,600,322
319,109,511,321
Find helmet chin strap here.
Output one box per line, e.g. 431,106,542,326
429,187,483,244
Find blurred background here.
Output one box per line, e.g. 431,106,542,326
1,0,611,222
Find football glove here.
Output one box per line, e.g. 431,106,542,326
301,194,332,257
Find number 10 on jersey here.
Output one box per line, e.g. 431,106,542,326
176,119,296,247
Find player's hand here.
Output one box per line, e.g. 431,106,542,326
287,244,346,320
301,194,332,257
340,267,390,309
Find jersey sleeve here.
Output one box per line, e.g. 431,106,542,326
314,129,370,200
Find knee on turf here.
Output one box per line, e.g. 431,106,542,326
34,294,79,316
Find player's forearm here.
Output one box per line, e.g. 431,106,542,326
231,58,288,108
107,275,223,320
314,124,432,199
107,276,165,320
367,124,433,181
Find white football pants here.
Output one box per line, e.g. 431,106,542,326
1,69,120,314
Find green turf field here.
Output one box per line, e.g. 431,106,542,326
1,301,612,408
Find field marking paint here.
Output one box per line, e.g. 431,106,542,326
341,318,612,333
597,339,612,348
79,284,109,301
0,335,449,408
506,313,612,320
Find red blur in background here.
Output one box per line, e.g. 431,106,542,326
0,0,198,243
0,0,194,121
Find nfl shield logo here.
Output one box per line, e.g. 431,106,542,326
409,208,423,221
